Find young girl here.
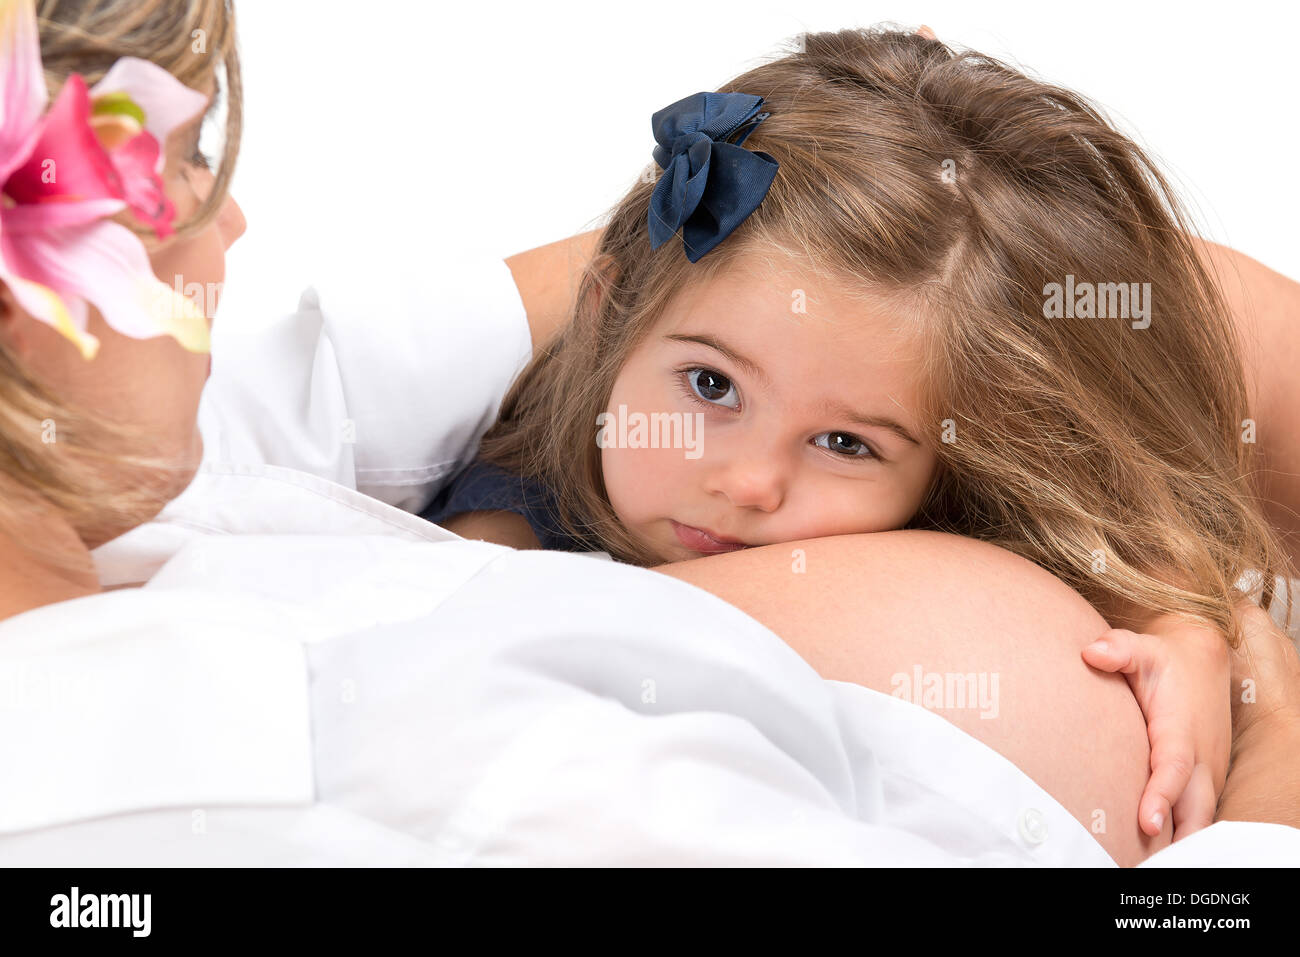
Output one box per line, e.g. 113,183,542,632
421,27,1294,837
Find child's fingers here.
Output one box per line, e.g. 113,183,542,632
1081,628,1148,677
1140,734,1196,837
1170,762,1216,842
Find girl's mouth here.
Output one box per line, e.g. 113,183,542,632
671,520,750,555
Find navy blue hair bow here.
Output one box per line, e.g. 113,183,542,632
647,91,779,263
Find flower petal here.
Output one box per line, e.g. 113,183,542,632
0,0,48,184
1,196,127,233
1,217,209,352
4,73,125,207
0,265,97,359
90,58,208,174
107,129,176,238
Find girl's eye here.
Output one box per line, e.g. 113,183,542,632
189,147,211,171
813,432,877,461
677,367,739,409
675,366,881,463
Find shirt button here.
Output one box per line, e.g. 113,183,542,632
1018,808,1048,845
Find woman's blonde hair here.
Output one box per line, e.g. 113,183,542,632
37,0,241,240
478,25,1291,645
0,0,241,558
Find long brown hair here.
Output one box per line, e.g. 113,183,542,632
477,26,1289,645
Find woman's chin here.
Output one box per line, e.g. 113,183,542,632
77,439,204,550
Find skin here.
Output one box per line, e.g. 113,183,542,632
600,252,939,562
0,76,245,609
1217,601,1300,826
1197,240,1300,571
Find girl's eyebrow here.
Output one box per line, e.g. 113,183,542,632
664,331,921,446
818,397,921,446
664,332,771,386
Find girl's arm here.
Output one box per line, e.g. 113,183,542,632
438,509,542,550
505,229,604,353
1089,241,1300,835
1088,240,1300,837
1194,239,1300,567
1194,238,1300,420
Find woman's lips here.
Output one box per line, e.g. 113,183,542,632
671,520,750,555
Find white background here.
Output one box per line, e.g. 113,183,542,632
217,0,1298,321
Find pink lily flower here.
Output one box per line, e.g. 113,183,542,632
0,0,212,360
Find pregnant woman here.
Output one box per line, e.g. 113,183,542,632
1,0,1297,867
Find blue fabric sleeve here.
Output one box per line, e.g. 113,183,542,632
419,457,597,553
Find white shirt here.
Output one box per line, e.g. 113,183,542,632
1,254,1296,866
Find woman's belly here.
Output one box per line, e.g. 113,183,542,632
653,528,1171,866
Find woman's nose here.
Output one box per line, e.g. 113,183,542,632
218,194,246,250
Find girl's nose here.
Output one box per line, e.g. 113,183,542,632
704,450,786,512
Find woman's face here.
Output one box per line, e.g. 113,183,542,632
2,77,245,543
601,252,939,562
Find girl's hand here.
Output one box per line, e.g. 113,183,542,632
1080,618,1231,841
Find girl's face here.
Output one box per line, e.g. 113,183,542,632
601,253,939,561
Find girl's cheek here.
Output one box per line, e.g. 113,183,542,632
602,441,679,523
600,445,641,527
602,441,645,500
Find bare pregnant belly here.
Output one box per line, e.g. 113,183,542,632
652,529,1171,866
